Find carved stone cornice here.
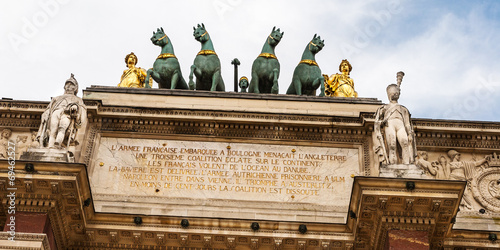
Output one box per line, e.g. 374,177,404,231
0,100,48,111
444,236,500,249
414,118,500,133
0,232,51,249
349,177,465,250
0,161,90,249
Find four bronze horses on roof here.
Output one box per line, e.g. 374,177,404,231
133,25,345,96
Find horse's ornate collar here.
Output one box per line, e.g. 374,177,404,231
198,50,217,56
258,53,277,60
299,59,318,67
157,53,176,59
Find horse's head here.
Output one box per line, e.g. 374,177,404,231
151,27,169,46
268,26,284,47
193,23,208,42
309,34,325,54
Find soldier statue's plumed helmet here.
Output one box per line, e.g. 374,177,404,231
65,73,79,95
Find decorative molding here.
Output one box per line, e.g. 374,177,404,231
109,231,118,243
203,236,212,248
0,232,51,250
250,238,259,250
297,240,306,250
345,242,354,249
51,181,59,194
414,119,500,131
321,241,330,250
156,233,165,245
85,230,95,241
274,238,283,250
133,232,142,245
24,180,33,193
179,235,189,247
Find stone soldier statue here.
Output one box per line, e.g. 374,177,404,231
37,74,86,149
373,72,417,165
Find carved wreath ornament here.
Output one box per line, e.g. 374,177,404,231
472,165,500,213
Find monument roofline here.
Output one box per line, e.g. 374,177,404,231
83,86,382,119
84,85,382,104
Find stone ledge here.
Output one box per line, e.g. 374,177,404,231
85,85,382,104
83,86,382,118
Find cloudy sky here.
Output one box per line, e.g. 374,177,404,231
1,0,500,121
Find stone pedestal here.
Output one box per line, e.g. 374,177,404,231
20,148,74,163
379,164,430,179
385,230,429,250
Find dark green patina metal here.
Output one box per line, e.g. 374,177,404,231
248,27,284,94
188,23,225,91
145,27,190,90
286,34,325,96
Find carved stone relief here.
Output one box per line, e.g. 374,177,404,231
0,128,41,160
471,153,500,213
416,150,495,212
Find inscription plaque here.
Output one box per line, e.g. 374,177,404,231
90,137,361,223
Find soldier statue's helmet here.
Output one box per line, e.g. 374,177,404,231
65,73,79,95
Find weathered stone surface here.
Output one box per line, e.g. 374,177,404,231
89,137,360,223
379,164,430,179
21,148,74,162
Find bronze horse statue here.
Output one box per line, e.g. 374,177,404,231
145,27,190,89
248,27,284,94
188,23,225,91
286,34,325,96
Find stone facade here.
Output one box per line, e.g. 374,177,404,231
0,87,499,249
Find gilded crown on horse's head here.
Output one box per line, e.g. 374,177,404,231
151,27,169,46
193,23,208,42
309,34,325,54
268,26,284,46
